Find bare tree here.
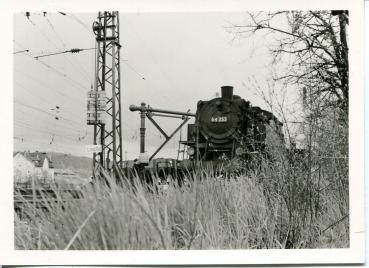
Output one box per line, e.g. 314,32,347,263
230,10,349,113
230,12,350,246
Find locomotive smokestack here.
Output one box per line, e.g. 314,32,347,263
221,86,233,100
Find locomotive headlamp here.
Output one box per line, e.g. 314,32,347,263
187,147,195,156
235,147,244,156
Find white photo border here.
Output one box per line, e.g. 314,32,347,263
0,0,364,265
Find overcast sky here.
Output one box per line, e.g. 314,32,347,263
13,12,300,159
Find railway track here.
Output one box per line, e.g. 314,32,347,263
14,183,84,211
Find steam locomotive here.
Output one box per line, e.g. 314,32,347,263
181,86,283,162
126,86,284,183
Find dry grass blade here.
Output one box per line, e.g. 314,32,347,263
64,209,96,250
129,195,167,249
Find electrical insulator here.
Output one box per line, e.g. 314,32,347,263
70,48,82,53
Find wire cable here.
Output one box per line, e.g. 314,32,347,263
121,17,180,97
44,13,94,81
14,68,84,105
23,117,91,140
122,61,146,80
34,47,96,59
14,121,86,143
21,52,88,93
14,99,84,127
24,14,93,85
13,49,29,54
44,14,67,47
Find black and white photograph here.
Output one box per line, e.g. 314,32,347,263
0,0,365,265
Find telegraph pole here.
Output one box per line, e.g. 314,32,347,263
88,11,123,170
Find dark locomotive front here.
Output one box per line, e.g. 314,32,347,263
182,86,283,161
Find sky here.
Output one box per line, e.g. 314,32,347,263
13,11,300,159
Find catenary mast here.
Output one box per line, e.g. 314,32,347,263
88,11,123,171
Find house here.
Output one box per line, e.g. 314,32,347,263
14,151,92,186
13,151,54,183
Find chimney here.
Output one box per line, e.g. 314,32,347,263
221,86,233,100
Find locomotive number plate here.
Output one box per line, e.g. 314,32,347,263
211,116,227,123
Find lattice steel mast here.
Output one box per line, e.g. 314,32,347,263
89,11,122,170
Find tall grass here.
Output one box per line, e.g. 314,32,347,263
14,156,348,250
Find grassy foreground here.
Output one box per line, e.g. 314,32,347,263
14,161,348,249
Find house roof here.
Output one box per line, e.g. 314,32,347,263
18,151,54,168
